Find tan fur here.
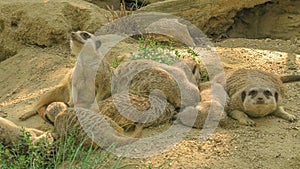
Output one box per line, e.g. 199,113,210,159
20,30,201,134
46,92,176,138
97,93,176,132
173,58,202,86
225,69,297,126
0,117,53,147
45,102,68,124
19,31,112,121
113,59,201,108
48,102,136,149
19,70,72,121
178,82,227,128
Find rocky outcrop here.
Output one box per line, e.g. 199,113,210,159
0,0,110,51
228,0,300,40
138,0,271,38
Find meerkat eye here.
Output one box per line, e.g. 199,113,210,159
81,32,91,40
264,90,272,97
248,90,257,96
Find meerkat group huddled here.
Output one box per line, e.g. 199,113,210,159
1,30,299,149
15,30,202,148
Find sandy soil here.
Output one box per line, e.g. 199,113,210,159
117,39,300,169
0,1,299,169
0,38,299,169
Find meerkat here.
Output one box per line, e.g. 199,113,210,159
70,31,101,56
112,59,201,108
97,92,176,135
47,102,137,149
225,69,299,126
173,58,202,87
0,117,53,147
19,31,112,121
177,81,228,129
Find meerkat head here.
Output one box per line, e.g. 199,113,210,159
174,58,201,85
70,31,101,56
241,85,279,117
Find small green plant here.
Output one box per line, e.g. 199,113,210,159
129,37,180,65
0,128,55,168
127,37,210,82
0,127,124,169
112,56,120,68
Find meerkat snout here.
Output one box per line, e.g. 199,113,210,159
70,31,101,56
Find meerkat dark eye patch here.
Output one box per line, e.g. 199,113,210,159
263,90,272,97
81,32,91,40
248,90,257,97
241,91,246,102
275,92,279,102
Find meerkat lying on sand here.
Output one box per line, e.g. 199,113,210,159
225,69,299,126
97,93,176,132
45,102,137,148
113,59,201,108
0,107,135,149
177,81,228,129
0,117,53,147
172,58,202,87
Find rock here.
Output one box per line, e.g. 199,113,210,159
84,0,121,10
0,0,110,50
138,0,271,38
227,0,300,40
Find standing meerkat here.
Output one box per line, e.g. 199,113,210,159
19,31,112,121
225,69,299,126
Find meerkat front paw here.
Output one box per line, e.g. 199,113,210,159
273,106,298,123
229,110,256,127
238,118,256,127
286,114,297,123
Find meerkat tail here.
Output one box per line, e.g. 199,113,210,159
19,110,37,121
280,75,300,83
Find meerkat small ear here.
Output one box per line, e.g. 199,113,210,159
192,65,197,74
275,92,279,102
95,40,101,49
241,91,246,102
